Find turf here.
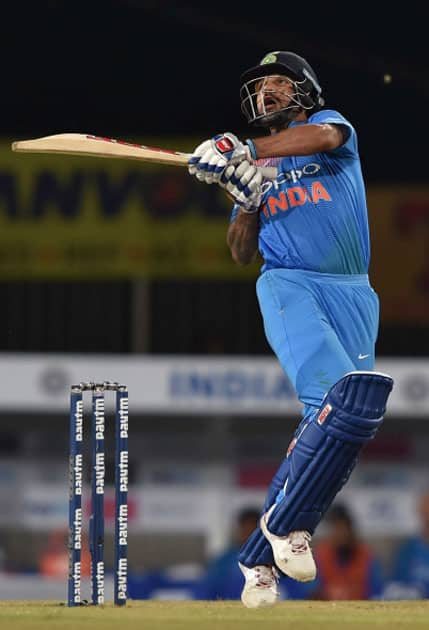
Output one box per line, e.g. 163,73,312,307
0,600,428,630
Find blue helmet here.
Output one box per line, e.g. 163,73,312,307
240,51,324,128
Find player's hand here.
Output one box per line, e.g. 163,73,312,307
188,133,250,184
220,160,263,213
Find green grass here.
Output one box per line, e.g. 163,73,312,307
0,601,428,630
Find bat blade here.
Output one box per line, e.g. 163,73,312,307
11,133,191,166
11,133,278,178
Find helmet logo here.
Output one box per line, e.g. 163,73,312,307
261,53,278,65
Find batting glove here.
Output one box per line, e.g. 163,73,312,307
220,160,263,213
188,132,251,185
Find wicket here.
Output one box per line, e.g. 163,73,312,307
68,381,129,606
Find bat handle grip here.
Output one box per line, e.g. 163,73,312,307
259,166,277,180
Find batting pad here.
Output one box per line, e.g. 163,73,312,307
238,371,393,567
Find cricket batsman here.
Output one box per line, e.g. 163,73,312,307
188,51,393,607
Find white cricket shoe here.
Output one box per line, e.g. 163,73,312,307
239,562,280,608
260,509,317,582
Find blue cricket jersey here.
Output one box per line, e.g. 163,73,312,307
231,110,370,275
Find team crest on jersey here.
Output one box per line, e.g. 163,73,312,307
261,52,278,65
317,404,332,425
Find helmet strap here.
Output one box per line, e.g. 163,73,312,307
255,105,302,129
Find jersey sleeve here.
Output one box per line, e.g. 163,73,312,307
309,109,358,159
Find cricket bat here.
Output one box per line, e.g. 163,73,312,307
11,133,277,179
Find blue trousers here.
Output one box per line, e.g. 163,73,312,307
238,268,379,567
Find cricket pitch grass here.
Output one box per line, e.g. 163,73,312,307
0,601,428,630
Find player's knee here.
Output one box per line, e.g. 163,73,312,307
317,370,394,444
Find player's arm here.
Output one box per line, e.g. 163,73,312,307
187,143,264,265
226,210,259,265
248,123,345,158
187,127,344,185
190,157,263,266
220,161,262,266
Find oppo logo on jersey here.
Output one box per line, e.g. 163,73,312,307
262,180,332,219
282,162,321,183
258,162,321,189
259,161,332,219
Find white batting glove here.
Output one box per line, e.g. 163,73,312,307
188,133,251,185
220,160,263,213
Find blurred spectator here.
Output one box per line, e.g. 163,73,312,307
196,507,315,600
313,503,384,600
389,490,429,598
38,528,90,578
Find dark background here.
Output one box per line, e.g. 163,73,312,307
2,0,428,356
4,1,428,182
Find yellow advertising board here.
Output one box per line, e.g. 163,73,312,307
369,187,429,324
1,140,429,323
0,138,250,279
